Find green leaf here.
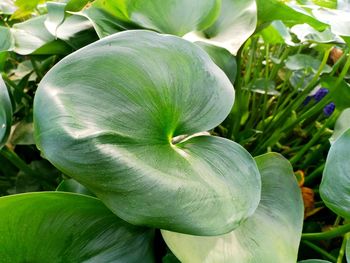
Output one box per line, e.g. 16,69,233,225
195,41,237,84
0,192,155,262
0,26,14,52
185,0,257,55
347,236,350,263
76,6,132,38
285,54,332,74
291,23,342,44
330,108,350,143
0,75,12,149
247,78,280,96
260,20,295,46
11,15,68,55
320,76,350,111
298,260,332,263
125,0,220,36
34,30,261,235
57,178,95,196
161,153,303,263
65,0,91,12
320,128,350,218
45,2,98,50
313,8,350,36
312,0,337,9
256,0,326,29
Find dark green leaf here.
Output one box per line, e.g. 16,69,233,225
0,192,155,262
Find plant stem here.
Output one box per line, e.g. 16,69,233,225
337,233,350,263
302,240,337,262
304,164,325,185
290,116,334,165
302,223,350,240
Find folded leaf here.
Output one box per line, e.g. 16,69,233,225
0,192,155,262
162,153,303,263
34,30,261,235
184,0,257,55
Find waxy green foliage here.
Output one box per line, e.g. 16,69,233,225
320,128,350,218
162,153,303,263
0,75,12,149
0,192,155,262
34,30,261,236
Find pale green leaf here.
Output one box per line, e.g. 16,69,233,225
34,30,261,235
291,23,343,43
320,128,350,218
11,15,65,55
161,153,303,263
0,192,155,262
330,108,350,143
0,26,14,52
285,54,332,74
184,0,257,55
313,8,350,36
126,0,220,36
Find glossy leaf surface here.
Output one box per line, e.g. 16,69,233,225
34,30,261,235
162,153,303,263
125,0,220,36
320,128,350,218
0,75,12,149
185,0,257,55
0,192,155,262
256,0,325,29
330,108,350,143
57,178,95,196
195,41,237,84
11,15,69,55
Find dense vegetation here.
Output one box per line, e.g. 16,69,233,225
1,0,350,262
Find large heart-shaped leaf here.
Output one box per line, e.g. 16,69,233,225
162,153,303,263
320,128,350,218
0,192,155,262
0,75,12,149
34,30,261,235
184,0,257,55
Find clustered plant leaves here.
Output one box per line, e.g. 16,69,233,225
1,0,350,262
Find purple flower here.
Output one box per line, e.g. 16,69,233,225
313,88,329,102
323,102,335,117
303,96,311,106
